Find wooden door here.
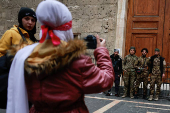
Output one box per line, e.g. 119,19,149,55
125,0,165,57
163,0,170,83
163,0,170,64
126,0,170,83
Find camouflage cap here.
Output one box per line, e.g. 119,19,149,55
130,46,135,50
155,48,160,52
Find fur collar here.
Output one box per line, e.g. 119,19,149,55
24,39,86,77
7,40,30,57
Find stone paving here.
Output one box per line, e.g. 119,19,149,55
0,92,169,113
85,93,170,113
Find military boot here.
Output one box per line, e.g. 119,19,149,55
122,94,127,98
134,94,138,99
154,95,159,101
130,94,134,99
143,95,147,100
148,95,153,101
134,92,138,99
106,92,112,96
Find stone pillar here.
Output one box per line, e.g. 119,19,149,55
115,0,128,58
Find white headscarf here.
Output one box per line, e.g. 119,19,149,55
36,0,74,42
7,43,39,113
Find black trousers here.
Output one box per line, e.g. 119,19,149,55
108,72,120,94
0,72,8,109
115,72,120,94
0,88,7,109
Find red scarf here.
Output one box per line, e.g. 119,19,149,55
40,21,72,46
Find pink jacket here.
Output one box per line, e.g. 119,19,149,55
25,47,115,113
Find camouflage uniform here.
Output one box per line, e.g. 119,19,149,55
123,54,138,97
150,56,166,96
134,56,150,96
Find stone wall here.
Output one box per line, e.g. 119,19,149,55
0,0,118,54
59,0,118,54
0,0,42,38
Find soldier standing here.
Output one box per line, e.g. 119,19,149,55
106,49,122,96
148,48,166,101
122,46,138,98
134,48,150,99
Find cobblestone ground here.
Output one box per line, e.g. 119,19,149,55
85,93,170,113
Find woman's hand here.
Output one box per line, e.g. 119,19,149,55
96,35,106,48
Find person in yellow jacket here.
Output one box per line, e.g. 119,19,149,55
0,7,38,57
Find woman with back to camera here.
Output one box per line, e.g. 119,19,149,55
6,0,115,113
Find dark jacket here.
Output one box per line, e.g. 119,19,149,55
150,55,164,75
110,54,122,75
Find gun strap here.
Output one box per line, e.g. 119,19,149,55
17,27,27,42
143,58,146,68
